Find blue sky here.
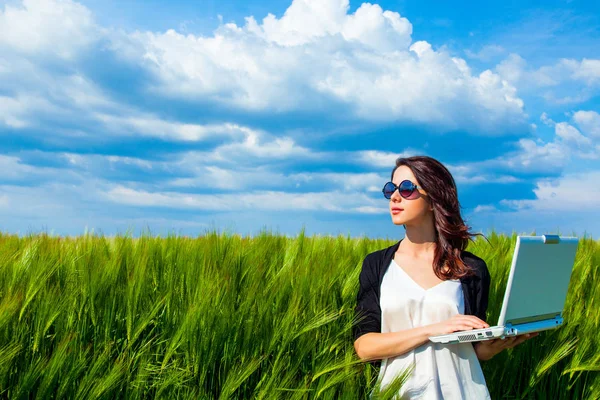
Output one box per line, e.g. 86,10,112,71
1,0,599,239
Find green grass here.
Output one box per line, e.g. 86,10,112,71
0,229,598,399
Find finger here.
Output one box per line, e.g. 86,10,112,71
456,318,489,329
503,337,519,348
513,337,530,347
482,339,498,345
510,334,534,347
457,316,490,328
491,339,510,349
453,324,476,331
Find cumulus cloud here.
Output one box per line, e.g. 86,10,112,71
0,59,118,131
486,125,596,173
0,95,34,128
450,110,599,177
0,0,597,237
562,58,600,85
94,113,257,142
501,171,600,211
497,55,600,88
465,44,505,62
356,150,418,169
0,0,530,136
540,112,555,127
109,0,527,133
206,130,314,160
289,171,385,192
554,122,591,148
249,0,413,50
496,54,600,105
472,205,496,213
573,110,600,139
169,169,386,193
0,0,98,59
104,185,386,214
0,154,81,181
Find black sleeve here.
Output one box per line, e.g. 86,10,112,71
353,255,381,342
475,259,491,322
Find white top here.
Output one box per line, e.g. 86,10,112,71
375,259,491,400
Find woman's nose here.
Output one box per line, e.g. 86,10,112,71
390,188,402,201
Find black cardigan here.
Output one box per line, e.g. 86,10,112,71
353,239,491,343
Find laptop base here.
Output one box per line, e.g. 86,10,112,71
429,316,563,344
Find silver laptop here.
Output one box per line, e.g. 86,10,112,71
429,235,579,344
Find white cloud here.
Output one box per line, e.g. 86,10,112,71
0,0,98,59
0,94,58,128
0,0,529,135
208,130,314,160
356,150,418,169
501,171,600,211
473,205,496,213
0,95,30,128
497,55,600,89
561,58,600,85
0,154,80,180
104,185,386,214
573,110,600,139
104,155,154,170
253,0,412,51
554,122,591,148
471,111,599,173
540,112,555,127
465,44,505,62
505,139,568,170
169,169,385,192
496,55,600,105
457,174,520,185
94,113,255,142
111,0,526,133
444,163,521,185
0,59,118,130
290,171,385,192
496,53,557,88
168,166,287,190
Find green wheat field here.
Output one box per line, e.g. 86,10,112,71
0,230,598,399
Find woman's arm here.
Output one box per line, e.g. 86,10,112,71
355,315,489,362
354,326,433,362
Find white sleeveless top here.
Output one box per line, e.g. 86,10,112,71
375,259,491,399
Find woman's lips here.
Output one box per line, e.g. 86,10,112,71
391,208,403,214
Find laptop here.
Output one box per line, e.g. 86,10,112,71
429,234,579,344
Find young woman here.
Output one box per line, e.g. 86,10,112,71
353,156,537,399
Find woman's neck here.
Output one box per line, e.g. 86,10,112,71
399,225,437,257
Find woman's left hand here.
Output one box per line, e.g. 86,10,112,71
474,332,539,361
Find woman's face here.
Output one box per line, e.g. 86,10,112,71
389,166,433,227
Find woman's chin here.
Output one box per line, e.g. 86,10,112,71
390,216,406,225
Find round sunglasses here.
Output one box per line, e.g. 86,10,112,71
382,180,424,199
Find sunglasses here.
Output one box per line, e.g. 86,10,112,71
382,180,423,199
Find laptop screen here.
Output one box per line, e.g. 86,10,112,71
497,235,579,326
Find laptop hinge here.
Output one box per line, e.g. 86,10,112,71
543,234,560,244
506,312,562,326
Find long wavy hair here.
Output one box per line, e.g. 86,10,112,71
392,156,482,280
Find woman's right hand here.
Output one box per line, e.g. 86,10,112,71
429,314,489,336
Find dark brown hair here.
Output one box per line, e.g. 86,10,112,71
392,155,482,280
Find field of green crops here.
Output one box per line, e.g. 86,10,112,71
0,230,598,399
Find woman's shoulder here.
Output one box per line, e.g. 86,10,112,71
460,250,490,278
361,241,400,269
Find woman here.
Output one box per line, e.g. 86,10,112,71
353,156,536,399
